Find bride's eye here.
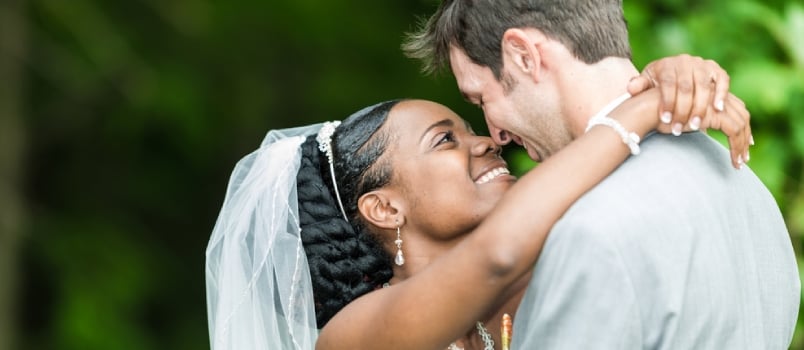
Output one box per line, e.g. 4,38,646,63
436,131,456,146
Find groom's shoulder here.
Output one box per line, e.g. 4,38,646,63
591,131,739,194
555,132,769,230
618,132,732,178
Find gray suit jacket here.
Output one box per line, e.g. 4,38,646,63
512,132,800,349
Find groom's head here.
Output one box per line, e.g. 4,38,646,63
404,0,633,161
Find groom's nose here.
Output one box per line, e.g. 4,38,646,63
487,123,511,145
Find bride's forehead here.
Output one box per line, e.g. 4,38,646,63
388,100,463,129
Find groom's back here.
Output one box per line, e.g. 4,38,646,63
512,132,800,349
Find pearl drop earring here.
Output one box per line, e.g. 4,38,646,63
394,223,404,266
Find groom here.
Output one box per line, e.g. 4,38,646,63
405,0,800,348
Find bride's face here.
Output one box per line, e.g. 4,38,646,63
384,100,516,240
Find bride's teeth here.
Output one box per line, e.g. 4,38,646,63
477,167,509,184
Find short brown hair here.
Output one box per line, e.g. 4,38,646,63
403,0,632,79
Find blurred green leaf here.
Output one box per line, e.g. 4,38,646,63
746,133,790,201
785,3,804,67
731,61,795,117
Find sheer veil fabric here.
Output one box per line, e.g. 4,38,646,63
206,124,323,350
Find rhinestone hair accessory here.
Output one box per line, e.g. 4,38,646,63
316,121,349,222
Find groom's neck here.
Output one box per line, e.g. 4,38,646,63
558,57,639,138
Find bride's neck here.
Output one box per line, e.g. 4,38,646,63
390,236,464,281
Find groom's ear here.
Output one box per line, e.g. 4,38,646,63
357,190,401,230
502,28,545,82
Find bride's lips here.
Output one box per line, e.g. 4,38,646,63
474,162,513,184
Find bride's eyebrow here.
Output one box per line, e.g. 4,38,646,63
419,118,454,143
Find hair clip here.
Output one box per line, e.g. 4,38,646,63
317,121,341,164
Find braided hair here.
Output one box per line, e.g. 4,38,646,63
296,100,402,327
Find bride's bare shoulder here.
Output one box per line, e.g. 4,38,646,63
316,286,393,350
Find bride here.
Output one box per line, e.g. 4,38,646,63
205,62,750,349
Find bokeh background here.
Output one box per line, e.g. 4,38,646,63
2,0,802,349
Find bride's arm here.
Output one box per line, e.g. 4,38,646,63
316,89,719,350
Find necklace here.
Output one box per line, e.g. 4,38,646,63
448,321,494,350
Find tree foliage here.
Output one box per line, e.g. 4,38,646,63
11,0,803,349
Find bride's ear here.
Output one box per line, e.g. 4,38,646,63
357,190,402,230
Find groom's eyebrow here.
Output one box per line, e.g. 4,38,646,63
420,119,454,143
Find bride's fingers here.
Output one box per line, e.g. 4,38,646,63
712,66,731,113
666,60,694,134
688,62,718,132
733,96,752,165
727,94,751,166
701,94,751,169
626,69,655,96
656,64,680,127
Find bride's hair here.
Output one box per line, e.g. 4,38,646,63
296,100,402,327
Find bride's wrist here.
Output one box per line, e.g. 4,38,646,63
607,89,661,138
583,90,660,156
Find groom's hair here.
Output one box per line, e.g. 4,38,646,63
403,0,632,79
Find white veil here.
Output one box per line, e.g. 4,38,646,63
205,124,324,350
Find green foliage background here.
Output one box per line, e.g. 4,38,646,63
5,0,802,349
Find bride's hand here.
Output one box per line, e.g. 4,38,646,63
626,55,751,169
627,54,732,132
697,92,752,169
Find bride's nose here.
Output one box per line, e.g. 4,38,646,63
471,136,501,157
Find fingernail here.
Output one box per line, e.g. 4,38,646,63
661,112,672,124
689,116,701,131
745,151,750,162
715,99,724,112
749,135,755,145
672,123,683,136
738,154,744,166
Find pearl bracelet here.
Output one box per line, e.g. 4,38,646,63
585,115,641,155
584,93,640,156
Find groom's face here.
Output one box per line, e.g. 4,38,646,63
449,46,571,162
